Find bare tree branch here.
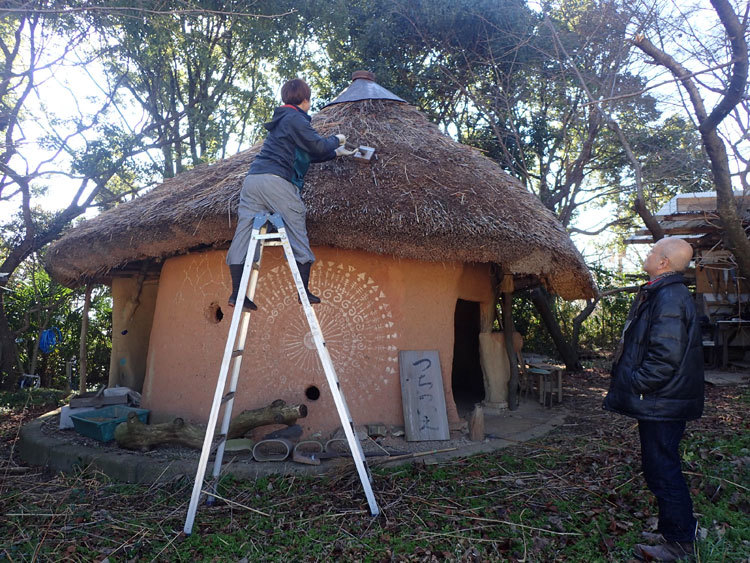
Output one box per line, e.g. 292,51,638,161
0,4,296,19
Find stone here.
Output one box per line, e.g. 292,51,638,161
449,420,468,433
367,424,388,438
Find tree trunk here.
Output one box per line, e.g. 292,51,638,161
571,298,599,353
29,323,45,377
39,354,50,388
705,130,750,278
78,284,92,393
530,287,582,371
491,266,522,410
0,302,21,389
29,303,53,378
65,360,72,393
633,0,750,278
633,198,664,242
114,399,307,451
543,15,664,241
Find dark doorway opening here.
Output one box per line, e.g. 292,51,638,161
451,299,484,415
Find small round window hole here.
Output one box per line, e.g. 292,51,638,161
305,385,321,401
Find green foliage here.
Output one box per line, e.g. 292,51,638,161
0,387,69,413
2,378,747,561
597,112,714,241
2,255,111,389
513,265,635,356
512,290,555,353
88,0,300,177
303,0,536,122
577,266,635,351
0,0,730,385
303,0,699,239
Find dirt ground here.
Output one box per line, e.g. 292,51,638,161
1,366,748,561
3,364,746,472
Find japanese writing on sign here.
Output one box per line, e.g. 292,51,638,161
398,350,450,441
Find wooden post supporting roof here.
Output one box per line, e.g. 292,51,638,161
501,274,520,411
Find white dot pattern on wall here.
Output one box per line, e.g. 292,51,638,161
249,261,399,391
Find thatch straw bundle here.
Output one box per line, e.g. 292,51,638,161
45,98,595,299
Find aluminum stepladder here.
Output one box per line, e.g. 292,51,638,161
183,212,379,535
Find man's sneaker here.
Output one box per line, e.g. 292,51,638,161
634,541,695,562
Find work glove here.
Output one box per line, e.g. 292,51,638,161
335,146,356,157
334,134,346,146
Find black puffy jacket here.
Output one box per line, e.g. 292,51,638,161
603,273,704,421
248,105,338,190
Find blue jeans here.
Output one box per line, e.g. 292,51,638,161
638,420,696,543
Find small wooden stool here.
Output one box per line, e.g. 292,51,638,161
530,367,563,406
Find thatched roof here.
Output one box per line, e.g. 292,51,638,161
45,78,595,300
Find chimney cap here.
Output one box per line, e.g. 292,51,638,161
352,70,375,81
324,71,406,108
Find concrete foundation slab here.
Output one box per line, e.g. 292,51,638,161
19,399,567,484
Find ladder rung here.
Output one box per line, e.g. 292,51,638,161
231,349,243,357
222,392,235,403
262,241,283,247
210,434,227,453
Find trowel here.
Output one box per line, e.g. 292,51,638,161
345,144,376,163
353,145,375,162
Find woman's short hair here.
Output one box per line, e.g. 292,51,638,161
281,78,311,106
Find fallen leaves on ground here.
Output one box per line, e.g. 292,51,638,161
1,367,748,561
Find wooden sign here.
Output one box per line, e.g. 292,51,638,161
399,350,450,441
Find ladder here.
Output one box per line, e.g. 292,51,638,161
183,212,380,535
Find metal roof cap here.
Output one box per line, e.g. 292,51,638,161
324,71,406,107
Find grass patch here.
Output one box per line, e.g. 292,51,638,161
1,372,748,561
0,387,69,413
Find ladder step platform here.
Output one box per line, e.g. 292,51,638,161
183,212,379,535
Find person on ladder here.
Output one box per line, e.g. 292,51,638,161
226,78,355,310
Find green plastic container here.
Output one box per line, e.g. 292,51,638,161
69,405,149,442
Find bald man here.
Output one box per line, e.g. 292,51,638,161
604,237,704,562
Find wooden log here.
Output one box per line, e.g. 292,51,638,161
468,404,484,441
114,414,206,451
114,399,308,451
227,399,307,439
